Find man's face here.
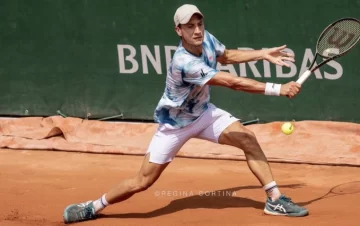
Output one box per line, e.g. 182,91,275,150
176,14,204,47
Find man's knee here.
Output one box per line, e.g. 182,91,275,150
133,175,156,192
238,130,258,148
131,157,169,193
220,123,259,150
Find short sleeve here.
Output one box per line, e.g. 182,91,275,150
206,31,226,57
182,59,219,86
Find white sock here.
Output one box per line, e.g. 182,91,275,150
93,194,109,213
263,181,281,201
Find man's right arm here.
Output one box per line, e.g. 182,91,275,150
206,71,301,98
207,71,266,94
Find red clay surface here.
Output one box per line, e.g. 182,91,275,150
1,149,359,226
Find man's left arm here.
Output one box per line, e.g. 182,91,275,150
217,45,295,68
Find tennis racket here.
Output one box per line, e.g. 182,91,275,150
296,17,360,85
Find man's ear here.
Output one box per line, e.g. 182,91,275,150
175,25,182,37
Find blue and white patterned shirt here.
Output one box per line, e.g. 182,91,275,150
154,30,226,129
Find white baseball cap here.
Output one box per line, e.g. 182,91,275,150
174,4,204,27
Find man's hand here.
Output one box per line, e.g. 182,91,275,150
262,45,295,68
281,81,301,98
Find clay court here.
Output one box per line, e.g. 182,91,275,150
1,117,359,226
1,149,359,226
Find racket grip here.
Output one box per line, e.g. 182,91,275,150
296,70,311,85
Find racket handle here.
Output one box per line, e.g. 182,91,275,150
296,70,311,85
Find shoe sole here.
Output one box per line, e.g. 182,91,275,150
264,208,309,217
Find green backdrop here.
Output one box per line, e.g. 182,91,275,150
0,0,359,122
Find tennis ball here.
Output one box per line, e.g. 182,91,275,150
281,122,294,135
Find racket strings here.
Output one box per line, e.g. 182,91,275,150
317,19,360,57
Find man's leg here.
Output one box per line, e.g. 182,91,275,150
218,121,275,189
63,123,196,224
63,153,169,224
101,153,169,204
218,121,308,216
196,105,308,217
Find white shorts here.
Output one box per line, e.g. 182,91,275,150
146,103,239,164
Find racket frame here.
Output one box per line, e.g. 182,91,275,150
296,17,360,85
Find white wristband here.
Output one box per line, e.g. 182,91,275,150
265,83,281,96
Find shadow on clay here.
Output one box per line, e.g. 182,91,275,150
98,183,306,219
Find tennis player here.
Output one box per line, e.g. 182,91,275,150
63,4,308,223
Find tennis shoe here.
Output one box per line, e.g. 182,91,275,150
264,194,309,217
63,200,97,224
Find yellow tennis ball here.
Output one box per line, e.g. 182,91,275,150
281,122,294,135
